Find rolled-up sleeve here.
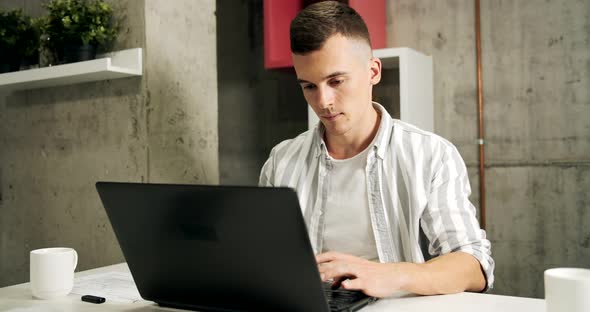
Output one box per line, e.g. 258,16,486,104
258,148,276,187
420,144,495,290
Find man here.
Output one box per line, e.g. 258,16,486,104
259,1,494,298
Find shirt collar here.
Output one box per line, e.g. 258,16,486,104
313,102,392,160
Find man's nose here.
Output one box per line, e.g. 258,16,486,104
317,86,334,110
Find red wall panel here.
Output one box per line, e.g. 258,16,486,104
263,0,302,68
349,0,386,49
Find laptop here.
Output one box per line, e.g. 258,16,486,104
96,182,378,312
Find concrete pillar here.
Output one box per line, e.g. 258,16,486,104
144,0,218,184
0,0,218,287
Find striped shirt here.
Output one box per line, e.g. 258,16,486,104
259,103,495,289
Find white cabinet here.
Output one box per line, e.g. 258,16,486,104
308,47,433,132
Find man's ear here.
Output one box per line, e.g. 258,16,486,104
369,57,382,85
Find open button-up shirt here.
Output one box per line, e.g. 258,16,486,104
259,103,495,289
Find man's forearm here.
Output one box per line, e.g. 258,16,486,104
397,252,486,295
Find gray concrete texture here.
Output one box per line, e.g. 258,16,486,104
144,0,219,184
487,166,589,297
0,0,218,287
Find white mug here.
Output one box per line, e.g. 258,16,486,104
544,267,590,312
30,247,78,299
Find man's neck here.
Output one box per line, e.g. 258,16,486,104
325,107,381,160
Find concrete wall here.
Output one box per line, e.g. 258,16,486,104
0,0,218,287
144,0,219,184
217,0,307,186
387,0,589,298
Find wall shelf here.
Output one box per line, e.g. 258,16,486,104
0,48,142,91
308,47,434,132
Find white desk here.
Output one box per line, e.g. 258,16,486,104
0,263,545,311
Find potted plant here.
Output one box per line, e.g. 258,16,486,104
0,9,41,73
42,0,118,64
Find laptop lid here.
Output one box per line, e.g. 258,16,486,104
96,182,332,312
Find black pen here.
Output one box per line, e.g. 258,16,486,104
81,295,106,304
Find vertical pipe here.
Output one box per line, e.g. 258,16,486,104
475,0,486,229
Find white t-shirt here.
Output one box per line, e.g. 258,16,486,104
322,145,379,261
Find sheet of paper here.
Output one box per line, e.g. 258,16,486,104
2,306,59,312
70,271,143,303
3,307,68,312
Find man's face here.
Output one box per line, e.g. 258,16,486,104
292,34,381,137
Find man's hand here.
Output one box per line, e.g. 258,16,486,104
316,251,486,297
316,251,413,298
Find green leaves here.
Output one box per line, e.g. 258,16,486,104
0,9,41,57
62,16,72,28
0,0,119,63
42,0,118,48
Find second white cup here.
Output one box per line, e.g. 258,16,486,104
545,267,590,312
30,247,78,299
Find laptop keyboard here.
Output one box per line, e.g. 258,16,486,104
322,282,374,311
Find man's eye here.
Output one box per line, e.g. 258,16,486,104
330,79,343,86
303,84,316,90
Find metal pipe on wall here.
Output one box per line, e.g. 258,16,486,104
475,0,486,229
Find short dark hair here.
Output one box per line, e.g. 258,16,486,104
290,1,371,54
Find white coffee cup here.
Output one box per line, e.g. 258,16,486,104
544,267,590,312
30,247,78,299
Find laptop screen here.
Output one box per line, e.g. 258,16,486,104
97,182,334,311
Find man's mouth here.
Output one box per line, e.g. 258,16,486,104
321,113,342,121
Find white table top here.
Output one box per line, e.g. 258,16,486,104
0,263,545,311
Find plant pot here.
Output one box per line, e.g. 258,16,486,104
0,50,21,73
20,52,40,70
60,43,97,64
